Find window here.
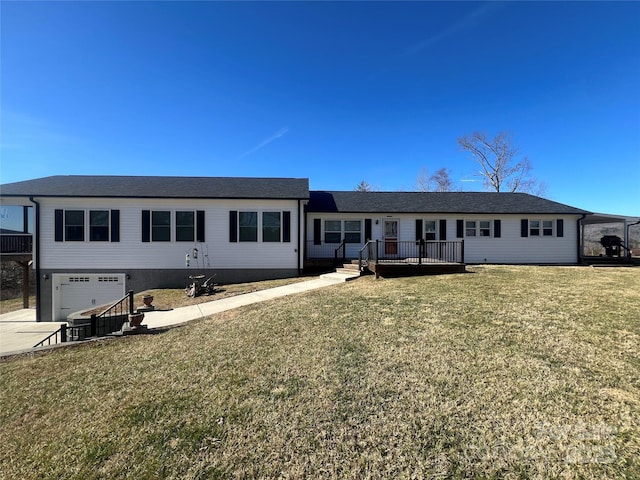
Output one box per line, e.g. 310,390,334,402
239,212,258,242
65,210,84,241
152,211,171,242
176,211,195,242
465,220,477,237
425,220,437,241
463,219,494,237
324,220,341,243
89,210,109,241
57,209,119,242
479,220,491,237
543,220,554,236
530,220,540,236
344,220,361,243
263,212,281,242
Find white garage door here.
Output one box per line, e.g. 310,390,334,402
53,274,126,321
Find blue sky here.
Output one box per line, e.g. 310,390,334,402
1,1,639,216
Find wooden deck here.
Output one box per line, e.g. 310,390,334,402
367,261,466,278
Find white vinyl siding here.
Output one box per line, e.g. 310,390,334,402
40,198,301,270
307,213,580,264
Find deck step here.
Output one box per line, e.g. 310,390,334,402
340,263,360,271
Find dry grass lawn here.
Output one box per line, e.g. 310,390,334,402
1,265,639,479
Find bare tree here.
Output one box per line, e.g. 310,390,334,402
354,180,373,192
430,168,455,192
458,131,545,194
415,167,455,192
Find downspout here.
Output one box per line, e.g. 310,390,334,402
298,199,308,274
29,196,42,322
297,199,301,274
578,214,587,264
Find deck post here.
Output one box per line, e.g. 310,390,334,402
461,240,465,264
18,260,30,309
128,290,134,314
60,324,67,343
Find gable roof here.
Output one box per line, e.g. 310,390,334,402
308,191,590,215
0,175,310,200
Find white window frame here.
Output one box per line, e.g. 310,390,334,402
529,219,554,237
465,220,477,237
466,219,493,238
425,220,437,241
324,220,342,244
479,220,492,237
89,210,110,242
151,210,171,242
239,211,258,242
175,210,195,242
64,210,85,242
262,211,282,243
344,220,362,244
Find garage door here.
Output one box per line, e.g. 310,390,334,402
53,274,126,321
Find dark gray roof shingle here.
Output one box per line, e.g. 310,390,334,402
0,175,310,200
308,191,590,215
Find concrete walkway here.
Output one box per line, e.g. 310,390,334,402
0,272,358,357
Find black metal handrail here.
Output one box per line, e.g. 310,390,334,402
334,239,347,264
33,291,134,348
359,240,464,269
358,240,376,271
0,234,33,254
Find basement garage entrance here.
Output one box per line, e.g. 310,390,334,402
52,274,126,321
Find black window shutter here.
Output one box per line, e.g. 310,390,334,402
110,210,120,242
456,219,464,238
521,219,529,237
313,219,321,245
439,219,447,240
283,211,291,243
364,219,372,241
54,209,64,242
557,219,564,237
196,210,205,242
494,219,501,238
415,219,423,240
142,210,151,242
229,211,238,243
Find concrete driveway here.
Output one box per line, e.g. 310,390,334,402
0,309,66,356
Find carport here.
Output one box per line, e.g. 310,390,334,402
580,213,640,263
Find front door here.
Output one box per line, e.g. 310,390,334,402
384,220,398,255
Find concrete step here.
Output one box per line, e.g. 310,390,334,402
336,267,361,275
320,271,360,282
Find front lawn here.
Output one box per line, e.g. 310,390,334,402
1,266,638,479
